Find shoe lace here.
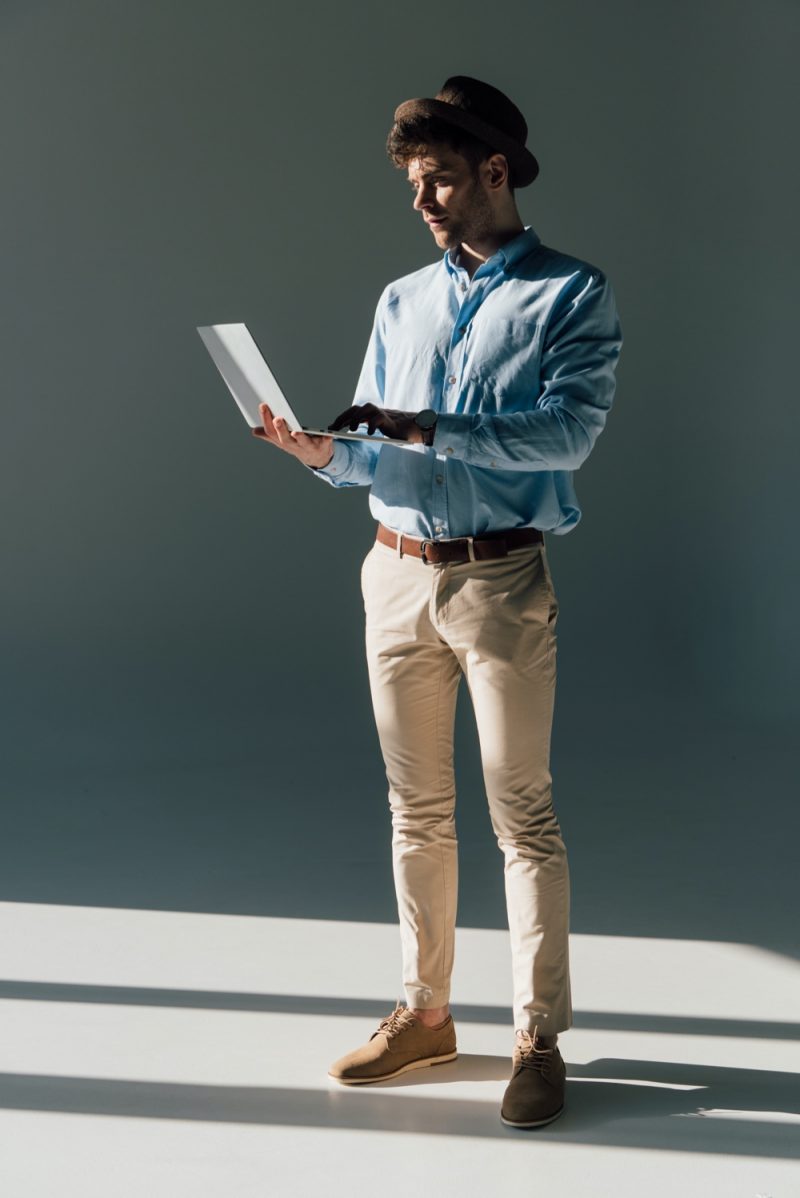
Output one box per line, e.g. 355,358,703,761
375,1004,417,1041
515,1026,555,1072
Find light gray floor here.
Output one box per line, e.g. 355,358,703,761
1,903,798,1197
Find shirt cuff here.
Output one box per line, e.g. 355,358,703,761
431,413,474,460
309,438,349,477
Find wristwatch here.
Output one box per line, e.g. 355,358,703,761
414,408,438,447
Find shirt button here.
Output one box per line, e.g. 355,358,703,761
445,447,454,455
436,474,443,484
460,282,467,292
448,375,456,384
490,460,497,468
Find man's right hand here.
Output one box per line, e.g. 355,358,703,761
251,403,334,470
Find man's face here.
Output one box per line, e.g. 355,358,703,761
406,146,496,251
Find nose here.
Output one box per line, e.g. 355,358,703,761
412,182,434,212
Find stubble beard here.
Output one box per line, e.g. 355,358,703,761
437,177,496,254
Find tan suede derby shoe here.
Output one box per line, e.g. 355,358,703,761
500,1028,566,1128
328,1004,458,1084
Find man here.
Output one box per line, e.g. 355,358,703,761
252,75,622,1128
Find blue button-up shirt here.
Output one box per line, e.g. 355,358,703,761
309,224,622,538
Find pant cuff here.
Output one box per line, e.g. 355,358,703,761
516,1013,572,1035
404,988,451,1009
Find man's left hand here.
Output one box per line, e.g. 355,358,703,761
327,403,423,444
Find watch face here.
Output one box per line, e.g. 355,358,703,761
416,409,437,429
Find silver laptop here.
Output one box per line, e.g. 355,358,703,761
198,322,412,447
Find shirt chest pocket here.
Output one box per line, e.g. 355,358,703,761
467,315,543,404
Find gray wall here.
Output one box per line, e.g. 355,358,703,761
1,1,797,955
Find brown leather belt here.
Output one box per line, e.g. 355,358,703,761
377,522,543,565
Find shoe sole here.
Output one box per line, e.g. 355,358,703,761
500,1104,564,1129
328,1050,458,1085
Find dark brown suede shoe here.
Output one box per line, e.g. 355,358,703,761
328,1004,457,1084
500,1028,566,1128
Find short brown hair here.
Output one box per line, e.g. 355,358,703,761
386,114,517,195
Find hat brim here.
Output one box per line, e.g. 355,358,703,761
393,97,539,186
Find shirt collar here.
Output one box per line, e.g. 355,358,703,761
444,224,540,278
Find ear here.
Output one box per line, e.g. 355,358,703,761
486,153,510,190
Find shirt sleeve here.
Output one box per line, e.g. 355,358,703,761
306,288,388,488
431,270,623,472
306,436,381,488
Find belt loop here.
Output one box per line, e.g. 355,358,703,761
466,535,475,562
396,532,404,558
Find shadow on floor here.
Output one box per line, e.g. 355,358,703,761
0,980,797,1043
0,1055,796,1157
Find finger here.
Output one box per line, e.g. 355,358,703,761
357,404,380,433
253,422,279,445
348,406,373,432
327,410,352,432
255,412,280,447
273,415,299,450
259,403,279,438
329,404,368,432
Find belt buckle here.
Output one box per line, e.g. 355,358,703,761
419,538,435,564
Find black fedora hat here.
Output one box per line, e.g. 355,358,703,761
392,75,539,187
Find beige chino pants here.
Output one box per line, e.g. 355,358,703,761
360,534,573,1035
